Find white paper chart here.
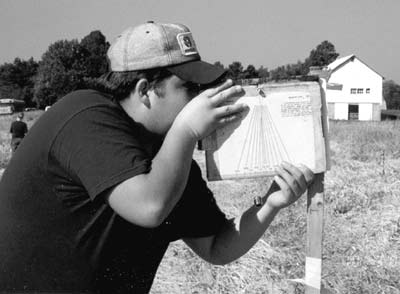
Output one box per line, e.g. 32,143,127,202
201,81,329,181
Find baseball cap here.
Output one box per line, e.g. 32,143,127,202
107,21,225,85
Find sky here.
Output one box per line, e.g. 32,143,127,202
0,0,399,83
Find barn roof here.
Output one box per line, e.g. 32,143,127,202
326,54,384,78
326,54,355,71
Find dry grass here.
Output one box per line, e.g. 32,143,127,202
0,113,399,293
152,120,400,294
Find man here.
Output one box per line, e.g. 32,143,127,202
9,111,28,153
0,22,314,293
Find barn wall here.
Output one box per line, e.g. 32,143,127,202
327,103,335,119
372,103,382,121
330,102,382,121
359,103,372,120
334,103,349,120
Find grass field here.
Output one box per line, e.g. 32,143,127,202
0,112,399,294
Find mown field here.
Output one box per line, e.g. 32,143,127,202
0,112,399,294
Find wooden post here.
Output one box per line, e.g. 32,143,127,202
305,173,324,294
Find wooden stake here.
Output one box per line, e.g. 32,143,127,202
305,173,324,294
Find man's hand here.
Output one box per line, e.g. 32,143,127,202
174,79,247,140
265,162,314,210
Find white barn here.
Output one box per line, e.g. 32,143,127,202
320,55,384,121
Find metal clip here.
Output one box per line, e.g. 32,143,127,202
257,87,266,97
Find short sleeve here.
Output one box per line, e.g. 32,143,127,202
50,106,152,200
168,161,228,238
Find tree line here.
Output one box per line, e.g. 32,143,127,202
0,31,109,109
220,40,339,81
1,31,399,110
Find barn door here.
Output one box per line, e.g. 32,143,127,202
348,104,359,120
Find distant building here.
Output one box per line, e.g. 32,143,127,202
381,109,400,120
311,55,384,121
0,99,25,115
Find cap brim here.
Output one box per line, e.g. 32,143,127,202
166,60,226,85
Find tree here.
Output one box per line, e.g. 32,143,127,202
270,65,289,80
267,41,339,79
0,57,38,106
287,60,308,77
80,30,110,78
304,40,339,68
33,30,110,108
242,64,259,79
214,62,259,79
33,39,85,108
0,63,20,101
226,61,244,80
383,80,400,109
257,66,269,78
213,61,225,70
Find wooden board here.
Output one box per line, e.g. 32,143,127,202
305,173,324,293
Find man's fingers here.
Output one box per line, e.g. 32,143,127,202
209,86,244,106
273,174,291,196
281,162,307,192
217,113,243,126
275,165,302,196
204,78,244,106
298,163,315,185
204,79,235,97
215,103,249,118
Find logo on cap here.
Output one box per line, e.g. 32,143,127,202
177,33,198,56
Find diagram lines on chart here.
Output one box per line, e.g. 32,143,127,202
235,98,291,174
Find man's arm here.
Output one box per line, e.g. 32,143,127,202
183,162,314,265
107,80,247,228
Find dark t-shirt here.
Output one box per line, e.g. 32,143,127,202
9,120,28,139
0,90,227,293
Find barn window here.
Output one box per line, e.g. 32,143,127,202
348,104,359,120
366,88,370,94
357,88,363,94
350,88,357,94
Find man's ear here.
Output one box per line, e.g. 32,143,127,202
136,79,151,108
